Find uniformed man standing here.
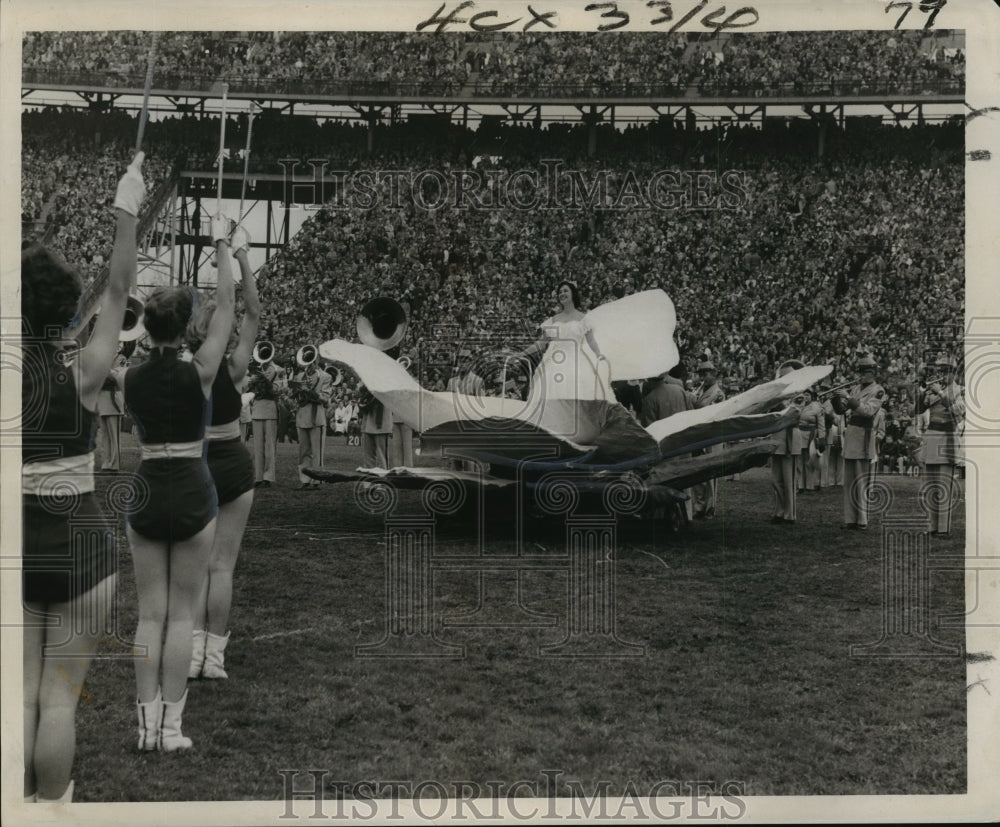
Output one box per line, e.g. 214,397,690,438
771,359,805,524
833,355,885,530
249,356,287,488
916,354,964,535
290,353,334,490
95,354,128,472
691,359,725,519
360,386,393,470
820,380,843,487
797,388,826,493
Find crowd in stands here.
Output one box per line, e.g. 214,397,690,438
23,30,963,97
697,31,963,95
22,104,963,435
22,109,175,283
468,32,693,95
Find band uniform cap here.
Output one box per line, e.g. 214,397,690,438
857,355,877,369
935,354,955,368
697,360,715,372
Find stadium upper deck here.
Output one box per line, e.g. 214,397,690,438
22,30,964,114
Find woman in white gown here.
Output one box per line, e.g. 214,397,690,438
528,281,613,406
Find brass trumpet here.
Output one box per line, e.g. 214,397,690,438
816,380,856,398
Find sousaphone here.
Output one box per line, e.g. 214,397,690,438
252,341,275,364
118,295,146,342
296,343,343,385
357,297,408,352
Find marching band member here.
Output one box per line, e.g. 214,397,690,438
833,354,885,531
290,349,334,489
360,384,393,470
797,388,826,493
124,212,235,752
820,380,844,487
186,225,259,680
691,359,725,519
95,351,128,472
770,360,805,524
21,153,144,803
248,347,286,488
917,354,964,535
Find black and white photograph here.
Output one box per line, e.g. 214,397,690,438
2,0,999,823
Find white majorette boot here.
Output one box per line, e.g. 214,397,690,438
36,779,74,803
189,628,207,679
136,689,162,751
159,690,194,752
202,631,230,679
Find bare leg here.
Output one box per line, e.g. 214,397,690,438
162,520,216,702
206,492,253,635
30,575,115,800
23,603,46,797
128,526,169,703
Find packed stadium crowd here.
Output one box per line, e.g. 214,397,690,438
697,30,963,95
21,107,963,412
22,30,963,96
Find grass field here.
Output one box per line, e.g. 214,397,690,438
73,432,967,802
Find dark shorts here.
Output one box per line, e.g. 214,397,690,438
23,492,116,604
127,457,218,542
207,437,254,505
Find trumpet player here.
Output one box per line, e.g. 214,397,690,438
290,347,334,490
917,354,964,535
832,354,885,531
820,379,844,487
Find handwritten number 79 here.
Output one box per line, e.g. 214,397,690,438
886,0,946,30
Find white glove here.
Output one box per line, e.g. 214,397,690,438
113,151,146,216
211,213,232,244
230,225,251,253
